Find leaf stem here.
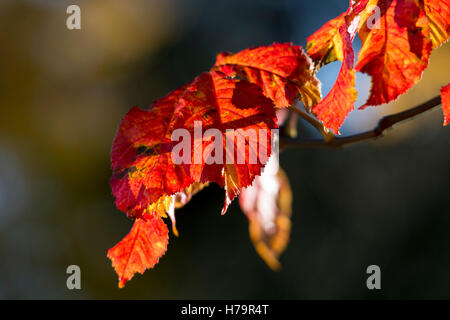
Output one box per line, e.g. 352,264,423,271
287,105,334,142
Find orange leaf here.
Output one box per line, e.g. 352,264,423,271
107,216,169,288
306,0,369,67
356,0,432,107
306,12,347,66
214,43,321,109
442,84,450,126
422,0,450,48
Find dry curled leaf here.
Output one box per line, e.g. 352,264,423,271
239,154,292,270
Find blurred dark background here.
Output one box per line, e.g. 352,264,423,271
0,0,449,299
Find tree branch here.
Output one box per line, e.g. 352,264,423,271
280,95,442,149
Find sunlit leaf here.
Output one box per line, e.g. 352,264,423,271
107,216,169,288
214,43,321,109
422,0,450,48
356,0,432,107
312,23,357,134
307,12,347,67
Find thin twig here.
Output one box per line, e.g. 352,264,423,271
281,95,442,149
287,105,334,141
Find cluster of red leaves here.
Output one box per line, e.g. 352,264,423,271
307,0,449,133
108,0,450,287
108,43,320,287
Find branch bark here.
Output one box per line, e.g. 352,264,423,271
280,96,442,149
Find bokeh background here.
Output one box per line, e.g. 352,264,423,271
1,0,450,299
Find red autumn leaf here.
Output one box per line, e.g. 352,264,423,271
442,84,450,126
305,0,369,132
107,215,169,288
214,43,321,109
307,0,362,134
422,0,450,48
239,154,292,270
178,71,277,214
356,0,432,107
312,23,358,134
111,70,277,218
110,87,194,218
